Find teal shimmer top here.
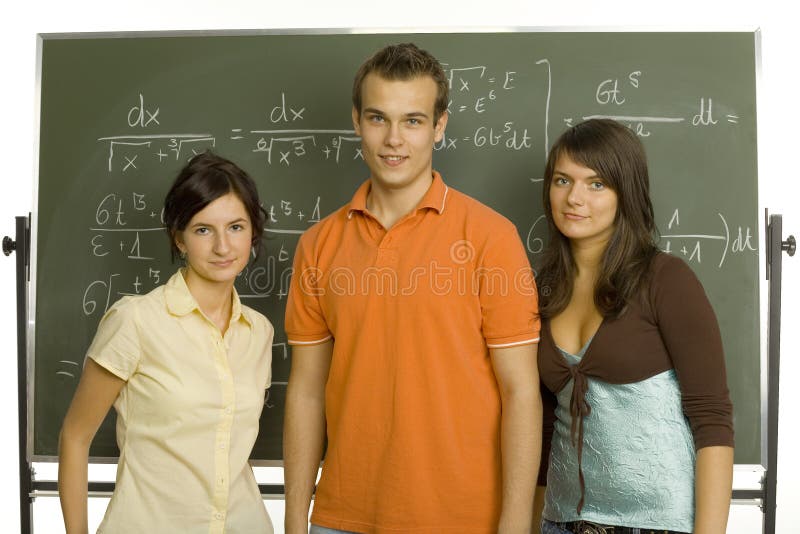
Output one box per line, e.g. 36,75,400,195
543,343,695,532
537,254,734,532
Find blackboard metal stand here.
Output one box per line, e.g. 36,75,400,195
4,215,32,534
763,212,795,533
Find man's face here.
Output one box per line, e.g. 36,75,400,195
352,73,447,193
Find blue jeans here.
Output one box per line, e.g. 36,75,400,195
309,525,361,534
541,519,689,534
541,519,572,534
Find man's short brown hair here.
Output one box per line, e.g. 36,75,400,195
352,43,449,124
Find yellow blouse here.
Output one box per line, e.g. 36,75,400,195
87,270,274,534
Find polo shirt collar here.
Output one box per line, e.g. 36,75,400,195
164,269,251,326
347,170,449,219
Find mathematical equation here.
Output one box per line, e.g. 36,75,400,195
85,189,313,315
526,208,756,269
91,190,321,241
97,62,535,172
563,69,742,137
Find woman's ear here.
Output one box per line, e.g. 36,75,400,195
172,230,185,254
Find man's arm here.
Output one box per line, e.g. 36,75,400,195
283,340,333,534
490,343,542,534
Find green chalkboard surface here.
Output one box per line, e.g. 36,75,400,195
33,31,760,464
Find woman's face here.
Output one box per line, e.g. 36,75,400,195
174,192,253,288
549,153,618,248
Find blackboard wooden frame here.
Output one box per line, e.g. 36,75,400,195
17,27,783,532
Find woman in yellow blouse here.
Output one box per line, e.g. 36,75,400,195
58,152,274,534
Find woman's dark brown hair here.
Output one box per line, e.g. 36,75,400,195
537,118,659,318
163,151,267,261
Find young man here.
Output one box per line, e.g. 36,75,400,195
284,43,542,534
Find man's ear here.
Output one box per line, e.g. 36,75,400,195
434,110,449,143
352,106,361,136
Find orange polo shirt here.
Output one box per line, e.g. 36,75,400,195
285,172,540,533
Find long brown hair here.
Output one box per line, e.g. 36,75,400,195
537,119,659,319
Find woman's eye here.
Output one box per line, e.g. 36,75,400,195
195,227,209,235
590,181,605,190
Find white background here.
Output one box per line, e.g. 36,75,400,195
1,1,797,532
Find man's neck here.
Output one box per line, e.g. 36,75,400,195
366,173,434,229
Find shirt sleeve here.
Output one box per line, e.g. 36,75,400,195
285,231,333,345
258,313,275,390
479,222,541,347
651,255,734,449
85,297,142,381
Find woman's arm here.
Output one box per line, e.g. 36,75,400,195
694,445,734,534
58,359,125,534
650,256,735,533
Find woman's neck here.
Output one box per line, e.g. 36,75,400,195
570,237,608,279
182,270,234,333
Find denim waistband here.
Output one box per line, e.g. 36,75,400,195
544,518,689,534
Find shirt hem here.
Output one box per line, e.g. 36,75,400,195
287,335,333,345
312,513,495,533
486,336,540,348
86,353,131,381
543,513,692,533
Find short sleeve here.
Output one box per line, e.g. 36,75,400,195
479,222,541,348
651,255,734,449
86,297,142,381
285,231,333,345
254,312,275,390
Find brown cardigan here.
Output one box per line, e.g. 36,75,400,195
537,253,734,488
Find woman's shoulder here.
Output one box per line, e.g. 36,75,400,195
648,252,700,288
101,284,171,323
644,252,711,316
240,305,275,335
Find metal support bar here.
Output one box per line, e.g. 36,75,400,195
32,480,287,497
763,213,794,534
7,216,33,534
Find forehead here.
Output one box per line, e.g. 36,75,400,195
553,151,598,177
189,192,249,221
360,73,438,114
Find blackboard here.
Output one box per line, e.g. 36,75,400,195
32,31,760,464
